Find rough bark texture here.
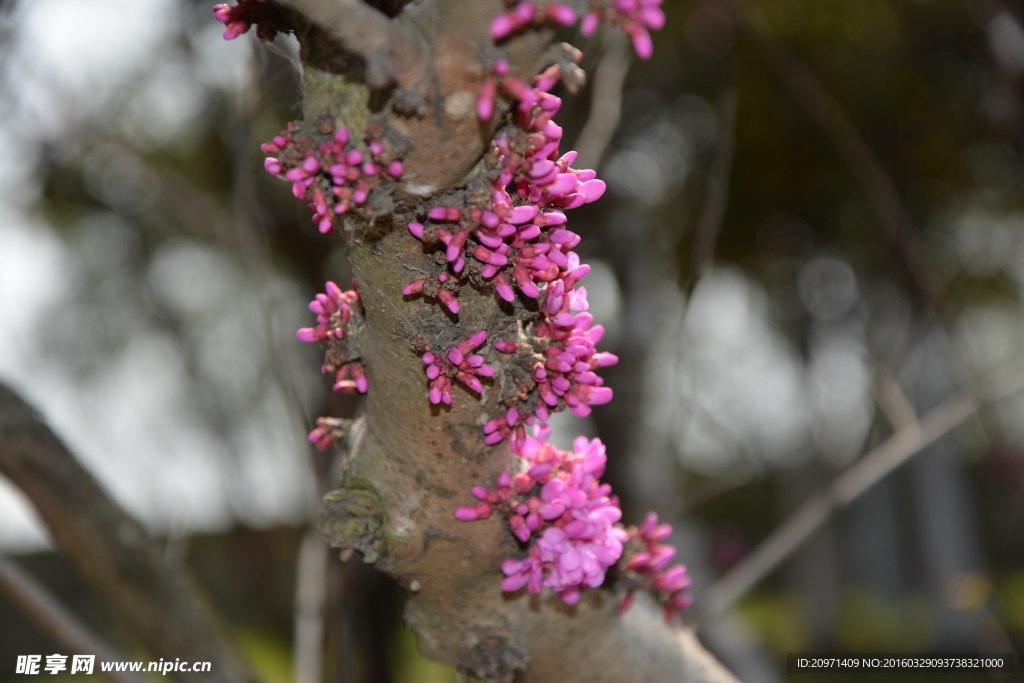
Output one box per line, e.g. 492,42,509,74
293,1,740,681
0,384,257,683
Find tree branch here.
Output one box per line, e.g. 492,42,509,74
688,87,738,294
0,383,257,683
714,0,941,310
0,555,148,683
288,0,423,88
573,31,631,170
697,363,1024,622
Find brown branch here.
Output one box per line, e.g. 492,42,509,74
714,0,941,310
697,363,1024,622
0,383,258,683
0,556,149,683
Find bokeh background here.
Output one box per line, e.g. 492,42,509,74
2,0,1024,681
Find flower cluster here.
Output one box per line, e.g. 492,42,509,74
486,295,617,447
490,0,666,60
457,429,627,605
619,513,693,620
262,124,402,234
297,281,367,448
405,64,618,445
405,64,603,311
213,0,687,621
420,332,494,405
447,47,690,612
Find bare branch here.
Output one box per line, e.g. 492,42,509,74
697,363,1024,621
0,556,148,683
0,383,258,683
714,0,941,310
689,88,738,293
574,31,631,170
293,531,329,683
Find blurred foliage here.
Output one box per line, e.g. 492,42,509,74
837,588,935,652
738,592,811,654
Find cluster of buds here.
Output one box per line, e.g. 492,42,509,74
486,279,616,446
581,0,666,60
406,65,604,319
619,513,693,621
297,282,367,447
457,428,627,606
490,2,578,41
262,124,402,234
489,0,666,60
419,332,495,405
415,67,620,445
307,416,349,452
213,2,252,39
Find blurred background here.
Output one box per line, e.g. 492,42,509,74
1,0,1024,681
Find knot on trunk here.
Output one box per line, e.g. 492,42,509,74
318,486,387,564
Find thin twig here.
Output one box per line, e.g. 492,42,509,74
873,365,918,430
0,556,149,683
715,0,940,310
688,88,738,295
294,530,329,683
697,363,1024,622
574,31,631,170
